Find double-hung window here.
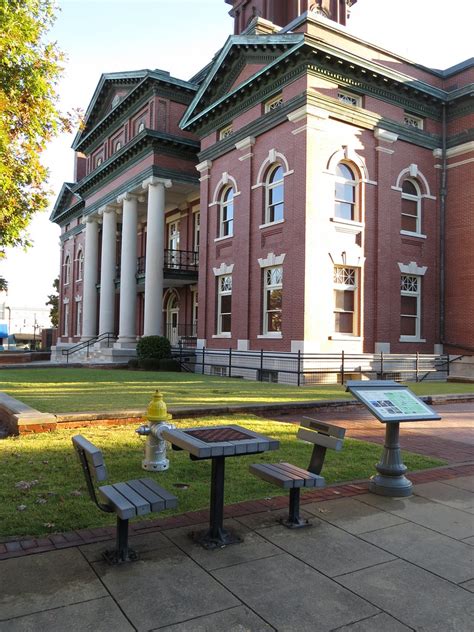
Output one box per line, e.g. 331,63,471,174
400,274,421,339
265,165,284,224
63,255,71,285
333,266,359,335
217,275,232,335
335,163,357,221
76,250,84,281
219,187,234,238
401,180,421,234
263,266,283,334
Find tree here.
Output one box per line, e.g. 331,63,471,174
0,1,73,287
45,277,59,327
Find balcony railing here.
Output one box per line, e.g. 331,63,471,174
135,249,198,277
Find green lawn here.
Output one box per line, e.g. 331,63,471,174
0,368,472,414
0,415,444,538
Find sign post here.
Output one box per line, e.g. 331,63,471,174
346,380,441,497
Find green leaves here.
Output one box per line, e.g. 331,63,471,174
0,0,68,257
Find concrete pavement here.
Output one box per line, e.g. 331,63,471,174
1,471,473,631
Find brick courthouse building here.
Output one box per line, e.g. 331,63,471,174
51,0,473,364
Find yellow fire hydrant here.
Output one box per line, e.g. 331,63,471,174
135,390,175,471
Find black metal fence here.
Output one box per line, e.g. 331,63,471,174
173,346,451,386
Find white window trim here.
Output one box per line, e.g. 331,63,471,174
399,272,425,342
259,218,285,230
63,256,71,286
400,230,427,239
337,89,362,108
404,113,424,130
257,333,283,339
262,265,283,336
217,274,232,336
264,93,283,113
401,179,422,235
218,186,234,239
334,163,358,222
333,266,360,337
75,250,84,281
264,164,285,225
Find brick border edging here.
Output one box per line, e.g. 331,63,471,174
1,462,472,561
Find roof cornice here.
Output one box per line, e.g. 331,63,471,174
73,70,198,152
73,130,200,196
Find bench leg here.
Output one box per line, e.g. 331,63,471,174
279,488,311,529
102,517,138,565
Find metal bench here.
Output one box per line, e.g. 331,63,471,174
249,418,346,528
72,434,177,564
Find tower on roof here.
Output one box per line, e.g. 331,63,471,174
225,0,357,34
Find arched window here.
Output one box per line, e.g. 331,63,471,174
115,141,122,152
265,165,284,224
334,163,358,221
76,249,84,281
137,121,145,133
219,186,234,238
401,179,421,234
63,255,71,285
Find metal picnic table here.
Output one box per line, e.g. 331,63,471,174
161,424,279,549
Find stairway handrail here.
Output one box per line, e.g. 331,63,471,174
61,332,115,363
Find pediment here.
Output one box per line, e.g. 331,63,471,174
72,71,147,149
181,33,303,129
50,183,83,223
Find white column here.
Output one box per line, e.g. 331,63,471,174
98,205,117,336
116,193,138,346
81,215,99,340
142,176,172,336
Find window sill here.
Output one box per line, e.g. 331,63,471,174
330,217,364,234
214,235,233,243
400,230,427,239
259,219,284,230
329,335,362,341
257,333,282,339
212,333,231,339
399,336,426,343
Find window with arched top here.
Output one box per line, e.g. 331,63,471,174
76,249,84,281
63,255,71,285
115,141,122,152
219,186,234,238
401,179,422,234
265,165,284,224
334,163,358,221
137,121,145,133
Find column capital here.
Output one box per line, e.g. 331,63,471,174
83,213,99,224
98,204,117,216
117,192,138,205
142,176,172,190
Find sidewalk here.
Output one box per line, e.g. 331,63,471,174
1,401,473,630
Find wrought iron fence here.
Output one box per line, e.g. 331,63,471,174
172,346,451,386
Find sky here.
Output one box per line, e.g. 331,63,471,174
1,0,473,319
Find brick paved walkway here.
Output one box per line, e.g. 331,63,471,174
262,402,474,464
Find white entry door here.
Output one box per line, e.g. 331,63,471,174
166,294,179,344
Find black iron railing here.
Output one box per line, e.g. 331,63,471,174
135,250,199,277
166,322,197,342
171,348,451,386
164,249,199,272
61,332,115,363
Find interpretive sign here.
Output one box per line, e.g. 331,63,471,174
347,381,441,423
345,380,442,497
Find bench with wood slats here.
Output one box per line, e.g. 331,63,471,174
249,418,345,528
72,434,177,564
